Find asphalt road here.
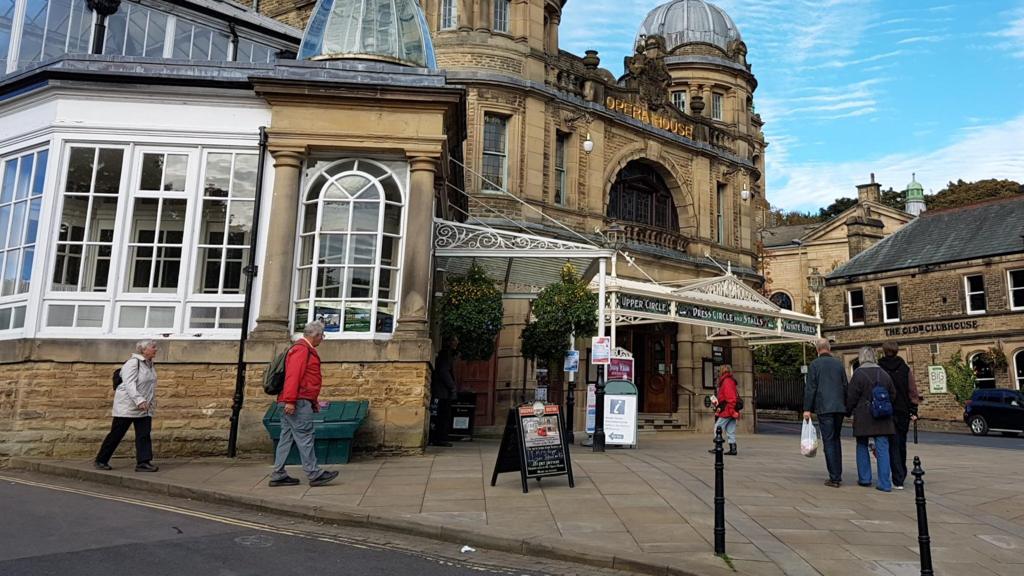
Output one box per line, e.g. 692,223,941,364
0,475,619,576
757,419,1024,450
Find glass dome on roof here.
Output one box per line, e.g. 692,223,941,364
637,0,741,53
298,0,437,68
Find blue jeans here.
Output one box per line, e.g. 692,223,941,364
856,435,891,491
817,413,844,483
714,417,737,444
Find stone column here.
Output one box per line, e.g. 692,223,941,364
252,149,304,338
547,12,560,54
458,0,473,31
475,0,491,32
396,156,438,338
423,0,438,31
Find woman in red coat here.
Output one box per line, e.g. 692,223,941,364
708,365,741,455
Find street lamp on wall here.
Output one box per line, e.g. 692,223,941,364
807,266,825,337
582,133,594,154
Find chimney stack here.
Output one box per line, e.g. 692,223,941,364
856,173,881,204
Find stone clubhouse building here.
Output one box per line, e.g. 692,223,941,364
822,196,1024,423
0,0,822,459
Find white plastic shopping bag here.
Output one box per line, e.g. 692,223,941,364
800,419,819,458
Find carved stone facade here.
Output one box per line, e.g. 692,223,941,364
257,0,768,435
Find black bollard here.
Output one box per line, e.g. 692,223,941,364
713,427,725,556
912,457,933,576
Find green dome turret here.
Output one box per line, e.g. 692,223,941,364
903,173,926,216
904,173,925,200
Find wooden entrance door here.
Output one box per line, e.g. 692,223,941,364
642,329,677,413
454,351,497,427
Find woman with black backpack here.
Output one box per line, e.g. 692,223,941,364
95,340,160,472
846,346,896,492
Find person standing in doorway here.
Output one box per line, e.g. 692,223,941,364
878,342,920,490
708,364,740,456
803,338,849,487
847,347,896,492
269,321,338,487
95,340,161,472
430,336,459,447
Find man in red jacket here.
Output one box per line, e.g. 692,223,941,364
708,364,741,456
269,321,338,487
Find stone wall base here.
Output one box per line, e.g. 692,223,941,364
0,361,430,459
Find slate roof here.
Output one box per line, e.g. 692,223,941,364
760,223,819,248
829,195,1024,279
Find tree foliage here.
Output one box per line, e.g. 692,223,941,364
879,187,905,211
521,264,599,363
438,263,504,361
753,342,809,380
944,351,977,406
816,197,857,221
926,179,1023,210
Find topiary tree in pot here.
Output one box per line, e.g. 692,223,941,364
438,263,504,361
521,263,599,367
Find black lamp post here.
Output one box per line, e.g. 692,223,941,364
87,0,122,55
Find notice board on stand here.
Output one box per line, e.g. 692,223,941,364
490,403,575,493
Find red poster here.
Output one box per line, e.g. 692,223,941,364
608,357,634,382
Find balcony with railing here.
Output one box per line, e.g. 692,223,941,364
608,221,691,254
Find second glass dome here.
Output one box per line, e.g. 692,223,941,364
298,0,437,68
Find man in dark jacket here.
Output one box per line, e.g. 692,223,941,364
269,321,338,488
847,346,897,492
878,342,920,490
430,336,459,447
803,338,848,487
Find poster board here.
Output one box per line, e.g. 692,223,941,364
928,366,948,394
604,394,638,446
608,357,634,381
585,383,596,434
702,358,716,389
591,336,611,364
491,404,575,493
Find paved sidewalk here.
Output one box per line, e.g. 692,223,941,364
8,432,1024,576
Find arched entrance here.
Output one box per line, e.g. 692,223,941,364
607,160,680,230
607,159,683,413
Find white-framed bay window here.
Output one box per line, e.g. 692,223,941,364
42,142,259,337
0,146,47,332
295,158,406,338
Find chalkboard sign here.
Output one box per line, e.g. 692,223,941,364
490,403,575,493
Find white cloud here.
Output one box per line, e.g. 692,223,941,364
896,35,946,45
768,114,1024,211
991,7,1024,58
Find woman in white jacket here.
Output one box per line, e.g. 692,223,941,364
94,340,160,472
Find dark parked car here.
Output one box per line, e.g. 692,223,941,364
964,389,1024,436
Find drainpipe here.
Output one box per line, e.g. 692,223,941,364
87,0,122,55
228,127,269,458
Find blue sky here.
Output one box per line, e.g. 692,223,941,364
560,0,1024,212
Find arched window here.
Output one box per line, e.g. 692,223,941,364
770,292,793,310
1014,349,1024,390
608,161,679,231
970,352,996,389
295,159,405,336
